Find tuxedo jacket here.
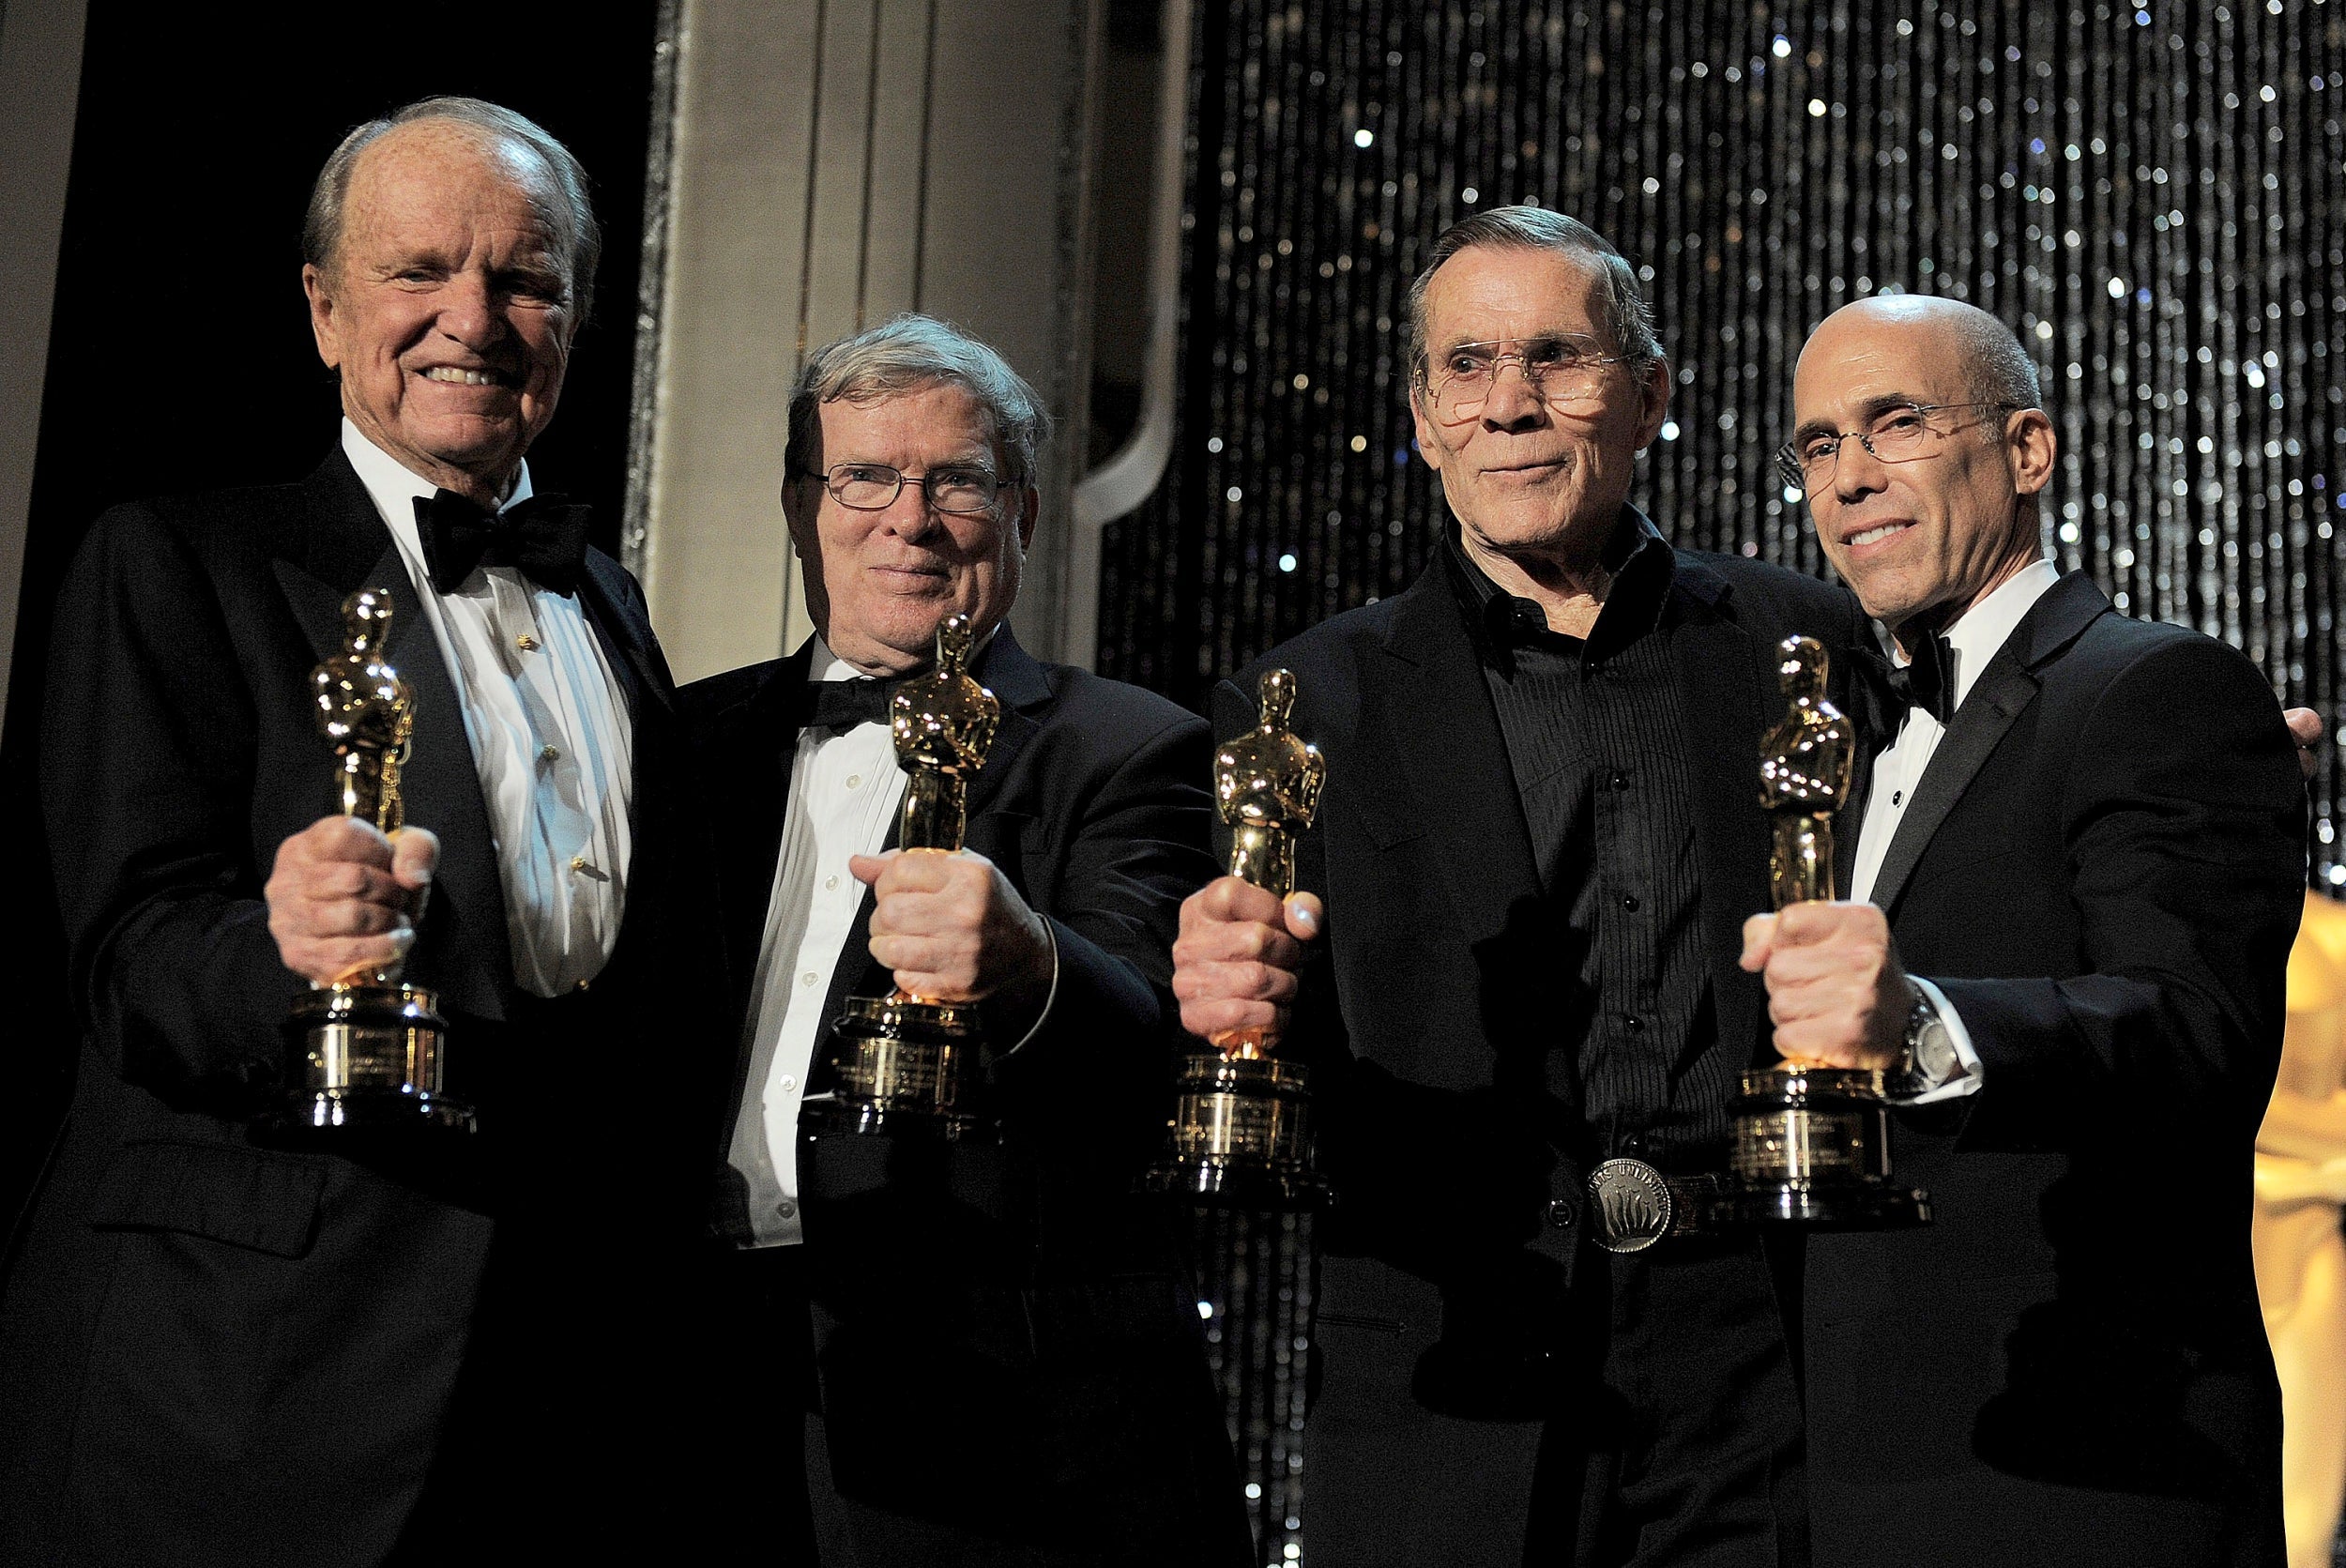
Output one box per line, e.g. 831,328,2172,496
1804,573,2305,1568
680,631,1253,1566
1212,539,1868,1566
0,450,734,1567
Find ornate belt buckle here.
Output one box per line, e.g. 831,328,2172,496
1588,1157,1673,1254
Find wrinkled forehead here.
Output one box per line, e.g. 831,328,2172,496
343,121,566,241
1422,243,1615,351
814,380,1004,463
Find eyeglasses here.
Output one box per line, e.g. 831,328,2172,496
1420,335,1640,424
798,462,1013,515
1775,403,2019,495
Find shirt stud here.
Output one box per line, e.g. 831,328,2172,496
516,632,541,652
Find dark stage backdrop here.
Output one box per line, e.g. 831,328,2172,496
1103,1,2346,1556
1101,0,2346,867
0,0,661,1247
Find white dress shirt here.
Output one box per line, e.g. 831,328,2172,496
1848,556,2063,1102
342,420,634,997
729,638,912,1248
726,633,1060,1248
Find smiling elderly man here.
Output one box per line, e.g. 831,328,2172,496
1170,206,1871,1567
680,313,1251,1567
0,98,731,1563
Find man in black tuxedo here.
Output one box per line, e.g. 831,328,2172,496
1744,296,2305,1565
680,313,1249,1567
0,99,730,1564
1174,207,1866,1566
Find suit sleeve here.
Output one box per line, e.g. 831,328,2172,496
990,703,1219,1142
39,504,306,1107
1931,636,2306,1145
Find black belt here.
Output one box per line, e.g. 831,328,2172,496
1585,1159,1729,1254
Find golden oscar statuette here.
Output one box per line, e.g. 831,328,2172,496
1146,668,1330,1209
815,613,1002,1139
1719,634,1927,1227
280,589,471,1136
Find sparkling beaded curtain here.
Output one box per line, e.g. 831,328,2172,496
1096,0,2346,879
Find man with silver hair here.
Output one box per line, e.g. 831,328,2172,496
0,97,732,1561
1171,206,1868,1566
681,312,1250,1565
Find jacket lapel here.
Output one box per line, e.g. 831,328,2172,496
575,552,671,723
1833,623,1888,899
1371,568,1544,969
814,627,1055,1036
1665,557,1777,1064
267,452,514,1021
1866,572,2110,916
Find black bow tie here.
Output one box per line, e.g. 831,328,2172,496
1860,632,1957,724
807,677,901,733
415,490,592,597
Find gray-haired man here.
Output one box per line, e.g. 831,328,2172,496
680,313,1251,1566
0,98,733,1562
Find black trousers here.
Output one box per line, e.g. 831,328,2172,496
1524,1236,1809,1568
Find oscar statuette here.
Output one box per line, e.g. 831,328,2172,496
814,613,1002,1139
280,588,471,1136
1146,668,1330,1209
1719,634,1927,1226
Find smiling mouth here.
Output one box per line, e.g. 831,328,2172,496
420,366,513,388
1847,522,1913,548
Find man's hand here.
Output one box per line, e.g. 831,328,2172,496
265,817,438,986
2286,706,2324,781
851,848,1052,1007
1170,876,1323,1046
1739,901,1910,1071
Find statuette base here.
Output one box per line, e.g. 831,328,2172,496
277,982,473,1137
1718,1064,1928,1229
1145,1053,1329,1210
813,994,993,1141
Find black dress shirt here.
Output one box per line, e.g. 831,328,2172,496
1444,515,1714,1166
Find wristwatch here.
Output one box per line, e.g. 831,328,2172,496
1899,982,1960,1093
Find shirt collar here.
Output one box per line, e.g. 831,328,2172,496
1444,505,1675,663
1924,556,2062,710
800,624,1002,686
341,418,534,566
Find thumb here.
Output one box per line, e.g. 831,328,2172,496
1283,891,1325,942
1740,912,1775,972
388,826,439,891
848,852,891,887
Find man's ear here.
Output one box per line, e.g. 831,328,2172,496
302,263,343,371
2007,407,2057,497
1014,482,1040,549
1408,384,1441,476
1631,354,1673,452
781,474,817,551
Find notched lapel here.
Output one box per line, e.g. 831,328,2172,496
1374,580,1541,951
1665,574,1775,1059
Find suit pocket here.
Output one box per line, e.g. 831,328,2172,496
73,1142,328,1479
88,1137,328,1257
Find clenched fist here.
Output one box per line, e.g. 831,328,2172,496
1169,875,1323,1046
850,847,1053,1010
266,816,439,986
1739,899,1911,1071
